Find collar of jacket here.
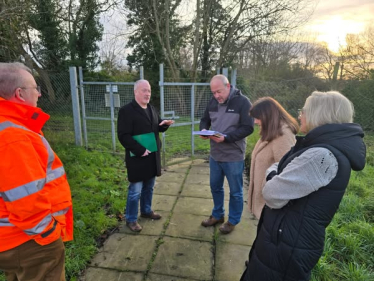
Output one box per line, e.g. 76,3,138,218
0,97,50,134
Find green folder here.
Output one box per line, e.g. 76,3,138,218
130,132,158,157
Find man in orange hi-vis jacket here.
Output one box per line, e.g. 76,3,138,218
0,62,73,281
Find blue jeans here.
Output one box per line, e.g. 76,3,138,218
125,177,156,223
209,157,244,225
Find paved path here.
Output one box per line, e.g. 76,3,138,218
82,159,257,281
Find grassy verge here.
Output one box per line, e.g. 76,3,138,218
54,141,128,280
311,135,374,280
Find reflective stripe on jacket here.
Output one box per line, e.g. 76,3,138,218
0,98,73,252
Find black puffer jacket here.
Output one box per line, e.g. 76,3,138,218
241,123,366,281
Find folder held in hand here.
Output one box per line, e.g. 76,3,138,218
130,132,158,157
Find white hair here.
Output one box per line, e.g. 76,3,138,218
303,91,354,132
0,62,32,99
134,79,150,92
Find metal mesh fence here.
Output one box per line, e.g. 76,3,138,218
161,84,212,165
36,67,374,166
236,70,374,131
81,83,135,152
35,71,75,143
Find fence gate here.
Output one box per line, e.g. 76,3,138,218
70,66,143,152
69,65,237,166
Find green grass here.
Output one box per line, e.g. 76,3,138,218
310,135,374,281
1,127,373,280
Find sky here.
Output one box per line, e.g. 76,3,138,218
303,0,374,52
99,0,374,65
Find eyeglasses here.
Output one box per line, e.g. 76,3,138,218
20,85,41,94
298,108,304,116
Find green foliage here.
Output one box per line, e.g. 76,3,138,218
28,0,68,70
68,0,103,70
125,0,191,105
0,0,104,71
342,79,374,131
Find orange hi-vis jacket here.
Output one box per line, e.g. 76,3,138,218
0,97,73,252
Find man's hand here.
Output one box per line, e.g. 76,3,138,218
210,135,225,143
159,120,174,126
142,149,151,157
199,129,209,140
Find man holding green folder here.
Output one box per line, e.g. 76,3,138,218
117,80,174,232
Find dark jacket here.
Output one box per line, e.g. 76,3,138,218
242,123,366,281
117,100,170,182
200,86,253,161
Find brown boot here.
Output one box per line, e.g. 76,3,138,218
201,216,224,227
140,211,162,220
219,221,235,234
126,221,142,232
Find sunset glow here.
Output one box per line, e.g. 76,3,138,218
308,16,365,53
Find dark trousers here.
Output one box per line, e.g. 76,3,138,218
0,238,65,281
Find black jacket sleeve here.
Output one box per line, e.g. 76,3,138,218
199,99,212,130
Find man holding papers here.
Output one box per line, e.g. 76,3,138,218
117,80,174,232
200,75,254,234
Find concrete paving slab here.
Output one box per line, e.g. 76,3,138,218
166,157,191,165
83,267,143,281
215,242,251,281
154,181,183,196
165,213,214,241
217,217,257,246
152,194,177,212
146,273,198,281
173,197,213,216
90,233,156,272
150,237,213,280
159,171,187,183
163,163,191,174
189,165,210,175
191,159,208,165
118,211,168,236
185,173,210,185
80,161,257,281
180,183,212,199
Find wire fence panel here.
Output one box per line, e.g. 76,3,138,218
36,71,75,143
80,82,136,152
36,66,374,164
161,84,212,165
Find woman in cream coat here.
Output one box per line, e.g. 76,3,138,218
248,97,299,219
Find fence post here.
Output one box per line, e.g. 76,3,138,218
109,84,116,152
222,67,229,78
231,68,237,87
69,67,83,146
78,67,88,148
191,84,195,157
140,66,144,79
159,63,166,168
332,62,340,90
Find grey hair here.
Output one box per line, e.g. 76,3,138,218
134,79,150,92
210,74,229,85
0,62,32,99
303,91,354,132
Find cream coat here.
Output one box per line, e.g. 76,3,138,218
248,125,296,219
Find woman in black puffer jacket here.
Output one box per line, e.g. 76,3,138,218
241,91,366,281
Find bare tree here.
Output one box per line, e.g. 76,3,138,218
344,24,374,79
